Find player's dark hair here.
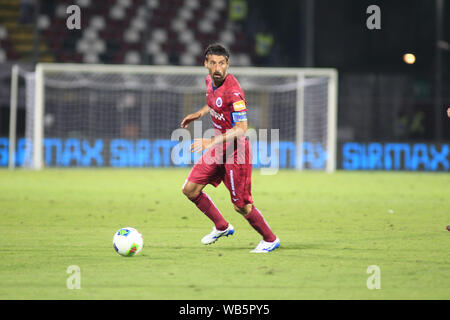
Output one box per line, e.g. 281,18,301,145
204,43,230,61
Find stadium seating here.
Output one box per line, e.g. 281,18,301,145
0,0,253,65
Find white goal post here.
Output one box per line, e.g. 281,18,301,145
10,63,338,172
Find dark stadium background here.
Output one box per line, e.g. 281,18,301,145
0,0,449,167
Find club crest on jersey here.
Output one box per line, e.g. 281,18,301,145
216,97,223,108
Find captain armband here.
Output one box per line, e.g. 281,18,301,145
232,111,247,122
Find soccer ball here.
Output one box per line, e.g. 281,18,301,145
113,227,144,257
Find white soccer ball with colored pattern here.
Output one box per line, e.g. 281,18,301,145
113,227,144,257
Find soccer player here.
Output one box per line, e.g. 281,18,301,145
180,43,280,253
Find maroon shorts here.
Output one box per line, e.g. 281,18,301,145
186,138,253,208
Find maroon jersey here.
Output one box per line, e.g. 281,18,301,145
205,74,248,134
185,73,253,208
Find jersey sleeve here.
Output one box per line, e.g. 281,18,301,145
229,91,248,123
230,92,247,112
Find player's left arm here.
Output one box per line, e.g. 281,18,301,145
190,120,247,153
191,94,248,153
213,120,247,145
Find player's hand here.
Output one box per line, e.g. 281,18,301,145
447,108,450,118
190,138,213,153
181,112,201,128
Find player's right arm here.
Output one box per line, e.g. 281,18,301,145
180,104,210,128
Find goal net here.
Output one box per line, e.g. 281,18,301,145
10,64,337,171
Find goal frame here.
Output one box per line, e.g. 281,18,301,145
13,63,338,172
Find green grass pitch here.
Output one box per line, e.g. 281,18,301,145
0,168,448,299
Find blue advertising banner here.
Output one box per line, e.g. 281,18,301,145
1,138,314,169
1,138,448,171
341,142,449,171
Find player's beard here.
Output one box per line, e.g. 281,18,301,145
212,71,227,87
